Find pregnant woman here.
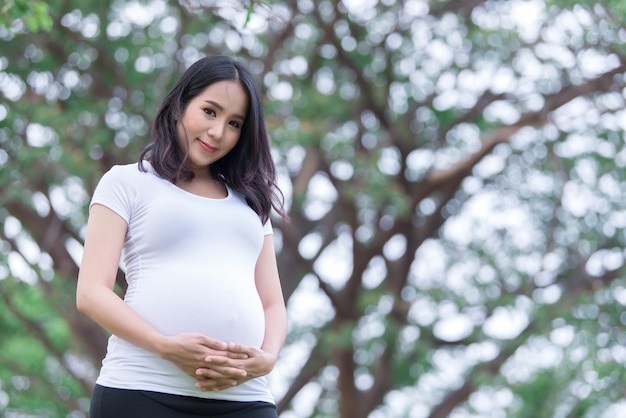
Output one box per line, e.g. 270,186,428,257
77,55,289,418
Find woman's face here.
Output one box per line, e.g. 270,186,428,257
176,80,248,178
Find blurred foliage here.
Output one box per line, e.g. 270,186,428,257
1,0,626,417
0,0,52,32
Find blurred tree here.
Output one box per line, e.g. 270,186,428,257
1,0,625,417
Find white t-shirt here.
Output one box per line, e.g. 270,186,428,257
90,162,275,403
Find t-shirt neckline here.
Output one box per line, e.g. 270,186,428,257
141,160,232,201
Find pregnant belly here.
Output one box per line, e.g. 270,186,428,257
126,274,266,348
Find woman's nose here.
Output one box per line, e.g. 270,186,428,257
208,122,224,139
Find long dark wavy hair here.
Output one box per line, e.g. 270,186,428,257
139,55,288,223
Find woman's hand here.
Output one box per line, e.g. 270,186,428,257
157,333,247,382
193,342,277,392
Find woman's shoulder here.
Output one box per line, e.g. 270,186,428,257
103,161,153,179
95,162,158,195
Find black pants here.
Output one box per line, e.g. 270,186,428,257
90,385,278,418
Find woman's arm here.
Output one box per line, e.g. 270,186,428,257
255,234,288,361
76,204,243,381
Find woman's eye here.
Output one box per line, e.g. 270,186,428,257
203,108,215,116
229,121,241,128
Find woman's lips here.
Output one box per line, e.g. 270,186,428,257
197,139,217,153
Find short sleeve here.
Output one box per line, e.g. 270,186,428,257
90,165,137,223
262,219,273,235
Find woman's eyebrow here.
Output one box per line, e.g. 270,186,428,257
203,100,245,120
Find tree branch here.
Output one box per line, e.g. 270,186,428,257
276,334,329,413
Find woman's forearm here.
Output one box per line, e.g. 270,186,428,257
261,302,288,360
76,283,170,355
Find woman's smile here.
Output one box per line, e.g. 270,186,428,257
197,139,217,153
